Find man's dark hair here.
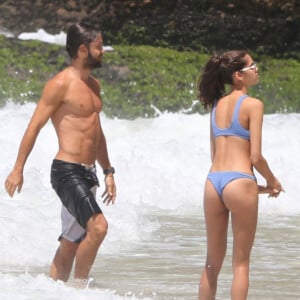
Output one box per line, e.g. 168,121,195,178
66,22,101,59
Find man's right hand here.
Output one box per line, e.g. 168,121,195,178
4,170,24,197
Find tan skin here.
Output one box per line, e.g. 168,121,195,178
199,54,284,300
4,33,116,281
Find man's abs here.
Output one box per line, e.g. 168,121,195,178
52,115,100,165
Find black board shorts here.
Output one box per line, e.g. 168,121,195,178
51,159,102,242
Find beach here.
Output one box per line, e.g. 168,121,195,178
0,102,299,299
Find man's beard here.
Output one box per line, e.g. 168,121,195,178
85,50,102,69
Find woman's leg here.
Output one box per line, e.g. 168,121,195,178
199,180,229,300
223,179,258,300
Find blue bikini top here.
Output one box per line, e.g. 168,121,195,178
211,94,250,140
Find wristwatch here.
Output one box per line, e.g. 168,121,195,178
103,167,115,175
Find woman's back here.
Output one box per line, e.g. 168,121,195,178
210,92,253,173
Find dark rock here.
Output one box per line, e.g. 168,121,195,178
0,0,299,56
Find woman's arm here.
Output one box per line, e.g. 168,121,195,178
248,98,284,196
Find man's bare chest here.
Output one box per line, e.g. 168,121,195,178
64,81,102,115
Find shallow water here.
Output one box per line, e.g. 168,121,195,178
0,103,299,299
0,212,299,299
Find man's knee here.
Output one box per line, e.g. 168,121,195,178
95,216,108,237
87,214,108,240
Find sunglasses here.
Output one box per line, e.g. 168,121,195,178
240,63,257,72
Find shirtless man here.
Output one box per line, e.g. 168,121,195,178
4,22,116,283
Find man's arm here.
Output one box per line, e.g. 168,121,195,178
96,123,111,170
4,76,64,197
96,121,116,205
91,76,116,205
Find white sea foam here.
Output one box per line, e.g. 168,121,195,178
18,29,67,45
0,102,298,300
17,28,114,51
0,272,148,300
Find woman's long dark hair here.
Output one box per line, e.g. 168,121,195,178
197,50,248,109
66,22,101,59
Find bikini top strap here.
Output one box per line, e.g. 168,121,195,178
233,94,248,122
211,100,218,126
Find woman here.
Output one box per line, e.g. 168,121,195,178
197,50,284,300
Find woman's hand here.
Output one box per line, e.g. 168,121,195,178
258,177,285,198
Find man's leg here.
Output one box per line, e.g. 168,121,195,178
50,238,79,281
74,213,108,279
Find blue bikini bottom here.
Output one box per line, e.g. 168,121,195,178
207,171,256,200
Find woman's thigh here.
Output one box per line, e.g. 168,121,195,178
204,180,229,266
223,179,258,261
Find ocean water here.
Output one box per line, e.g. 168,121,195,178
0,102,299,299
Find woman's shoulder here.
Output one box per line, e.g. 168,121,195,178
243,96,264,116
244,96,264,107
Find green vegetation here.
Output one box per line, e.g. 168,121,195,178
0,35,299,119
250,56,300,113
0,36,67,106
95,45,209,118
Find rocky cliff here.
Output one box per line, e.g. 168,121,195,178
0,0,299,56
